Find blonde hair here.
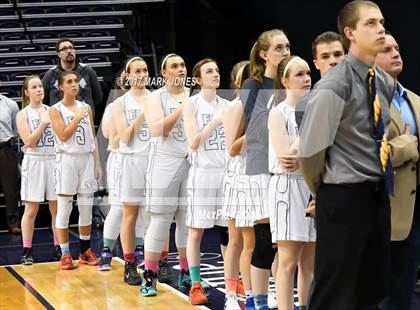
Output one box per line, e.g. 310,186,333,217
249,29,285,84
21,75,42,108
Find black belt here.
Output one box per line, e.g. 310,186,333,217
0,139,12,148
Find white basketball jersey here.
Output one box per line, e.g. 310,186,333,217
118,91,151,155
22,105,55,155
189,93,227,169
224,98,247,174
52,100,95,154
151,87,189,158
268,101,300,175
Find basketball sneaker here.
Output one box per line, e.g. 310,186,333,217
157,258,171,283
189,282,208,305
21,248,34,265
98,247,113,271
140,269,158,296
124,261,142,285
59,253,76,270
79,248,99,266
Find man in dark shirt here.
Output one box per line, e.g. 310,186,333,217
42,38,103,124
299,1,395,309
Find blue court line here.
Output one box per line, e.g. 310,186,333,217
5,266,55,310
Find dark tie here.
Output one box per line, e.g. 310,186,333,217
368,68,394,195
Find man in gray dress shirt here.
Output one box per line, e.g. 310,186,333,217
0,94,20,234
298,1,395,309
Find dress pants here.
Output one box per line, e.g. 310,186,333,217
307,181,391,310
380,187,420,310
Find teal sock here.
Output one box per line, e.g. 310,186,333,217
103,238,116,251
189,265,200,283
135,237,144,247
254,294,268,310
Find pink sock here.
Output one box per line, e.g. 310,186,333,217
160,250,169,260
23,239,32,248
124,253,135,263
145,259,158,272
179,257,189,272
53,237,59,246
225,277,239,294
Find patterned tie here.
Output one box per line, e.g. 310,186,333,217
368,68,394,195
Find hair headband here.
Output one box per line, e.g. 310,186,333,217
282,56,303,78
161,53,177,70
125,57,144,72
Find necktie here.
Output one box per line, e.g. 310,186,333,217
368,68,394,195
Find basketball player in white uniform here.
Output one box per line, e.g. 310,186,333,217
141,54,190,296
268,56,315,309
17,75,59,265
222,62,261,309
112,57,152,285
183,58,228,305
99,97,148,274
49,71,101,270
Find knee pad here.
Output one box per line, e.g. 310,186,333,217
103,205,123,240
175,209,188,248
251,223,276,269
55,196,73,229
217,225,229,247
78,194,93,226
144,212,173,253
135,207,150,240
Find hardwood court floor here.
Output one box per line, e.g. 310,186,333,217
0,259,203,310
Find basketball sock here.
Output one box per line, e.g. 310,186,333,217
124,253,135,263
103,238,116,251
144,259,158,272
79,235,91,254
179,257,189,272
23,239,32,248
189,265,200,283
60,243,70,255
160,250,169,260
135,237,144,247
225,277,239,294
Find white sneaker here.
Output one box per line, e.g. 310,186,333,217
224,292,243,310
268,291,278,309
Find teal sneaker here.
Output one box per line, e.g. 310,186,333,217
140,269,158,297
178,269,192,288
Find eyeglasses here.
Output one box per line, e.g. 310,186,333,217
58,46,74,53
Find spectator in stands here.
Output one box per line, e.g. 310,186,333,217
42,38,103,124
0,93,20,234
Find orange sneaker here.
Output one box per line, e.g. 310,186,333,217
236,279,246,300
79,248,100,266
189,282,208,305
60,253,76,270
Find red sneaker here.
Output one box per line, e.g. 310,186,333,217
79,248,100,266
237,279,246,300
59,253,76,270
189,282,208,305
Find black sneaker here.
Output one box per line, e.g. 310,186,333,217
157,258,171,283
124,261,142,285
21,247,34,265
53,245,62,261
